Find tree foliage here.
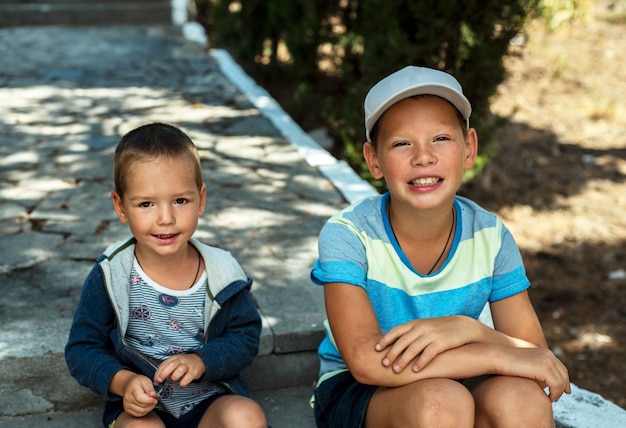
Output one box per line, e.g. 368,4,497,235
194,0,540,189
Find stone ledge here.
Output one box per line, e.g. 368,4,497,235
2,348,624,428
553,383,626,428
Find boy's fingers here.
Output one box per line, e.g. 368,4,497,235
170,364,190,382
378,323,413,345
129,386,157,408
130,376,156,399
412,346,437,372
154,357,202,387
393,336,433,368
154,359,177,384
179,372,196,388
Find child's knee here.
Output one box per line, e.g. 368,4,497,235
113,412,165,428
475,376,554,428
229,399,267,426
398,379,475,427
202,396,267,428
418,380,474,426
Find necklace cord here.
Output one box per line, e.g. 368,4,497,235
189,248,202,288
134,246,202,288
387,202,456,275
426,208,455,275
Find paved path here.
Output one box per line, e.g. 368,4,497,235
0,24,624,427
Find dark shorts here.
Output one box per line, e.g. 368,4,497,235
313,371,378,428
104,392,229,428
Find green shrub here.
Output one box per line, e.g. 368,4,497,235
194,0,541,192
538,0,590,30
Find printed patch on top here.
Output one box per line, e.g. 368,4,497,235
158,294,179,307
165,347,184,356
132,305,152,320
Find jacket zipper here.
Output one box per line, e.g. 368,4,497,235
100,263,160,372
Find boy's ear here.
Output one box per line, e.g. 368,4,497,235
363,142,384,180
111,191,128,224
463,128,479,169
198,184,207,216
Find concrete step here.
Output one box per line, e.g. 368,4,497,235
3,341,626,428
0,347,319,416
0,385,318,428
0,1,172,26
3,339,626,428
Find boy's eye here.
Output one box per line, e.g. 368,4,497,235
139,201,153,208
434,135,451,142
391,140,410,147
174,198,188,205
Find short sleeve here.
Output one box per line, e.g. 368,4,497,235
310,216,369,288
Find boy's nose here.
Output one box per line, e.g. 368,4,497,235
411,144,436,166
157,205,175,225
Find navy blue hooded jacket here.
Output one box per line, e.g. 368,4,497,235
65,236,261,423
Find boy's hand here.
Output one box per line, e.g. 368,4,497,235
502,347,571,402
154,353,206,388
375,316,477,373
120,374,159,417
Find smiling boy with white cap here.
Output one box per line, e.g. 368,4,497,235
310,66,570,427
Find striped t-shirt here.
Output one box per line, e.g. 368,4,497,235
126,260,225,418
311,193,530,377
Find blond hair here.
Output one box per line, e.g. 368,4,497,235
113,123,202,199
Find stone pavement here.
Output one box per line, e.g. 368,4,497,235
0,24,625,427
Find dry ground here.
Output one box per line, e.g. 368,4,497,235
460,1,626,408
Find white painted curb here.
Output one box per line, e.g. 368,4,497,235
209,48,377,205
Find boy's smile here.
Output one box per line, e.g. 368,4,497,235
410,177,441,186
408,175,445,194
153,233,180,244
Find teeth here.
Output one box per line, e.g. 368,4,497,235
411,177,439,186
156,234,173,239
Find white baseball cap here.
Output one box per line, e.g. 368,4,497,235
364,66,472,141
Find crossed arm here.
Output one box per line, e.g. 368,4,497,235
324,282,570,402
